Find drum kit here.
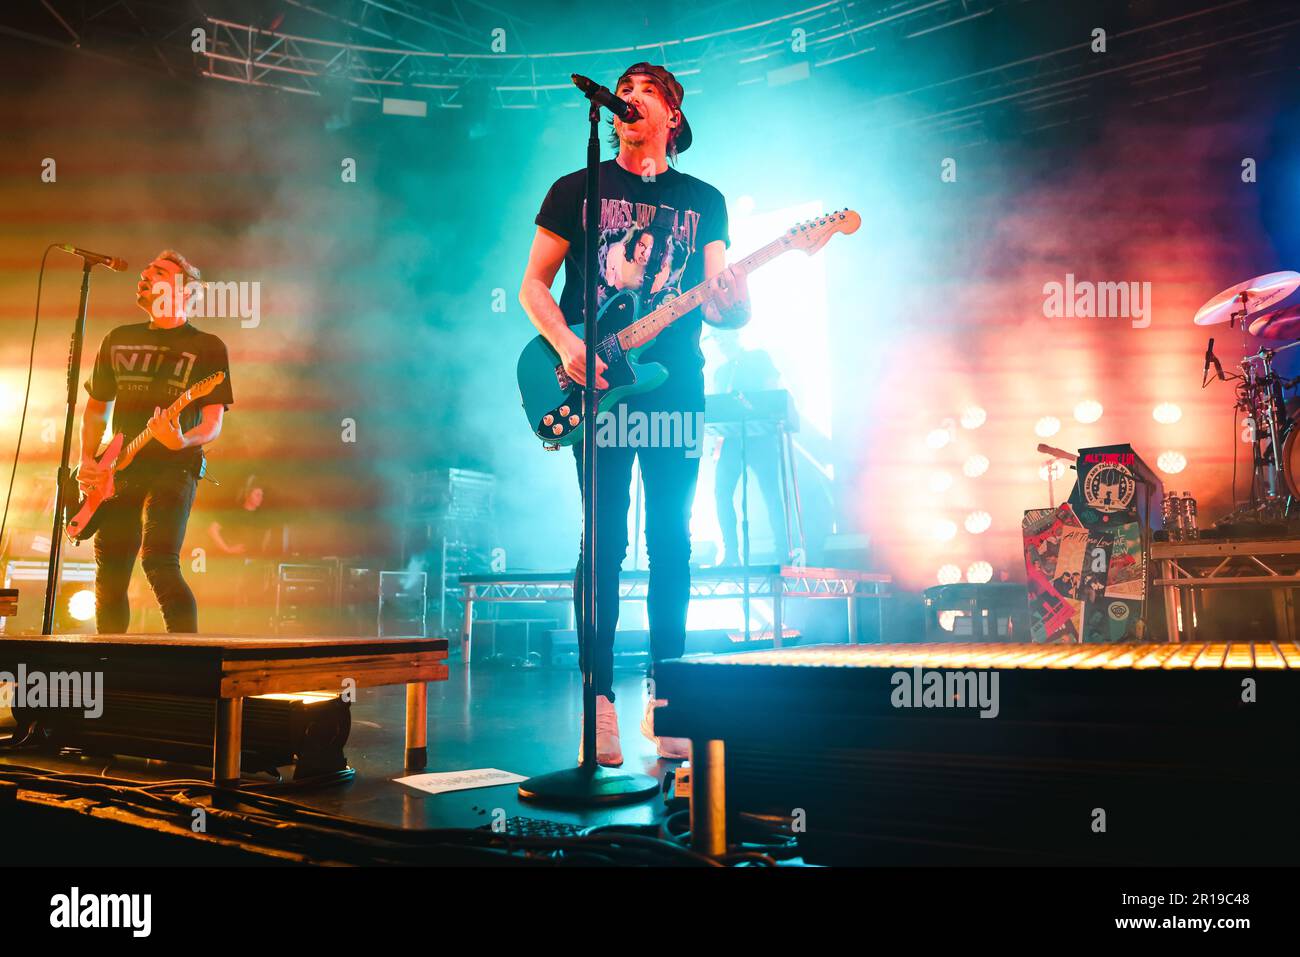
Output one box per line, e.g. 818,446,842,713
1195,270,1300,521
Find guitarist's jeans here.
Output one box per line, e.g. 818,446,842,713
573,434,700,703
93,464,199,634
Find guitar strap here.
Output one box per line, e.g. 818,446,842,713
637,203,678,303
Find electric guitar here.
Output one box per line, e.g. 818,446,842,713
517,209,860,447
63,371,226,543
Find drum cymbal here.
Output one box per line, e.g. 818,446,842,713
1248,304,1300,340
1194,271,1300,326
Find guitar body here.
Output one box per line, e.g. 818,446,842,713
517,209,860,447
517,289,668,447
64,432,125,543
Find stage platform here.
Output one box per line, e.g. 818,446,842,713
0,633,447,785
0,665,675,864
457,565,891,660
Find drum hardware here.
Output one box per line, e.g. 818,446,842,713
1195,273,1300,525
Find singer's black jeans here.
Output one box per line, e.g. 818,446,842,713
93,462,199,634
572,397,701,703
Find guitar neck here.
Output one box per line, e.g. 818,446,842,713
615,234,796,351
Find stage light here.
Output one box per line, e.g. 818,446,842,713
1035,416,1061,438
1074,400,1103,424
932,518,957,541
937,564,962,585
964,510,992,534
1157,451,1187,474
735,195,756,216
927,470,954,493
1153,402,1182,425
926,428,952,450
67,589,96,622
966,561,993,583
1039,460,1067,481
962,454,989,478
938,610,968,632
960,406,986,429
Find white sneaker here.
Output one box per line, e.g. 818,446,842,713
640,696,691,761
577,694,623,767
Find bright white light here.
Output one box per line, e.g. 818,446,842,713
735,195,756,216
937,564,962,585
938,610,968,632
962,454,989,478
1035,416,1061,438
926,428,952,450
1152,402,1182,425
1157,451,1187,474
67,589,96,622
964,511,992,534
932,519,957,541
927,471,954,494
960,406,987,430
1074,400,1103,424
967,561,993,583
1039,460,1067,481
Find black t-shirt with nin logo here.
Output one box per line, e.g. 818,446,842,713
535,158,729,409
84,321,234,472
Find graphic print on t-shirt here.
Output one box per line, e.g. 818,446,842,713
110,343,199,394
594,198,702,317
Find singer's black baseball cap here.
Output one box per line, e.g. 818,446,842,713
615,62,692,153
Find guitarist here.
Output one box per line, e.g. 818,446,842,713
76,250,234,634
519,63,751,765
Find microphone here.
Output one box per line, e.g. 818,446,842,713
57,244,127,271
570,74,641,123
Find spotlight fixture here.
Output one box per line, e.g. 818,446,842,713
1157,451,1187,474
1152,402,1182,425
1074,400,1103,424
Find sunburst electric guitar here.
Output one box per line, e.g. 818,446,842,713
517,208,861,446
63,371,226,543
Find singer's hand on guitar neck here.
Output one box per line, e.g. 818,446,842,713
703,264,750,329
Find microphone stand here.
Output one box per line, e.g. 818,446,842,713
519,98,658,806
736,391,752,644
41,259,96,634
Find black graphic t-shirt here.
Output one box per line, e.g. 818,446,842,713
535,159,729,409
84,321,234,472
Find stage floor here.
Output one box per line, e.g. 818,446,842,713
1,663,675,835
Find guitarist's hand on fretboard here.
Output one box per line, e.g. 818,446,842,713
146,405,189,451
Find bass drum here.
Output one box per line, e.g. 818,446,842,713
1284,424,1300,500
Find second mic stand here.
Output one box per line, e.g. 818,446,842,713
42,259,97,634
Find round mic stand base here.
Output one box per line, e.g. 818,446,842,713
518,764,660,807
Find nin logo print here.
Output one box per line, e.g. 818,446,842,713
112,345,198,391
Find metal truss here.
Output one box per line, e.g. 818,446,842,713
1153,539,1300,588
11,1,1297,141
458,566,890,603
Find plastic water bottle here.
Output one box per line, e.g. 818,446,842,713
1183,492,1199,541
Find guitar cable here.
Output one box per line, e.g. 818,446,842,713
0,243,59,561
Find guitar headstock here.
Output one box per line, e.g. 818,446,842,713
786,208,861,255
180,370,226,406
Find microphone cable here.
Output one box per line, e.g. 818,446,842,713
0,244,60,558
